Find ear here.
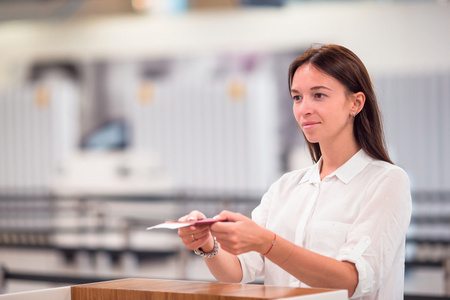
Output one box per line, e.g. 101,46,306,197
351,92,365,116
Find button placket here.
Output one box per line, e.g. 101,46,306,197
295,182,322,247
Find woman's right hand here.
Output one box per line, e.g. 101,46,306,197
177,210,215,251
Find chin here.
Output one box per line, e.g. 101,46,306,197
304,135,319,144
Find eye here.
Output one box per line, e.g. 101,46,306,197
292,95,302,102
314,93,325,99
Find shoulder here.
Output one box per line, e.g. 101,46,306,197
361,159,412,206
368,160,410,184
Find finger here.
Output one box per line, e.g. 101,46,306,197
191,210,207,220
179,226,210,243
184,232,212,250
210,217,239,234
211,231,230,244
178,226,191,237
213,213,228,222
178,210,207,230
187,213,201,230
190,227,211,240
212,234,241,255
178,214,189,222
179,210,206,222
214,210,247,223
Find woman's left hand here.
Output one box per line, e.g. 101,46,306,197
211,210,273,255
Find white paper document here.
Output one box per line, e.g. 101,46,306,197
146,218,219,230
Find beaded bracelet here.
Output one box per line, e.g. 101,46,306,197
194,237,219,258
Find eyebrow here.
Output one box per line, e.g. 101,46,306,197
311,86,332,91
290,86,332,94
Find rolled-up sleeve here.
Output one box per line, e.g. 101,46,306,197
238,251,265,283
337,236,375,297
337,167,412,298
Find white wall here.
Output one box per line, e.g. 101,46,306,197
0,1,449,81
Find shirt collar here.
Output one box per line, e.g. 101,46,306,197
299,149,374,185
299,159,322,185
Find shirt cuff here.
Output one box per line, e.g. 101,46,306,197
238,252,264,284
336,236,374,298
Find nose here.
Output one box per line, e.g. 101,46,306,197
294,97,313,117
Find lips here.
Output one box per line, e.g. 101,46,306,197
301,121,320,129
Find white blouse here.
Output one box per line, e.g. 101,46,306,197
238,149,412,300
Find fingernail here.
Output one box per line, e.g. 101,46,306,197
188,217,195,221
213,215,220,220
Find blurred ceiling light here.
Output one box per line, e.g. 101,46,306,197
131,0,150,12
131,0,187,14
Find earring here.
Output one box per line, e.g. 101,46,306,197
352,112,356,117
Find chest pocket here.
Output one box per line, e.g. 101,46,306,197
308,221,351,258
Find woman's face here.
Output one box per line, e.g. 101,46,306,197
291,63,356,147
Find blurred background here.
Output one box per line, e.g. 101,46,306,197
0,0,449,298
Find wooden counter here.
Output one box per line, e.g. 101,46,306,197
71,278,347,300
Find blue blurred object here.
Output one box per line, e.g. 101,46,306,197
172,0,189,12
81,120,129,150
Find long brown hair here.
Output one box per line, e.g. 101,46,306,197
288,44,393,164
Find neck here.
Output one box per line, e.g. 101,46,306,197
319,140,360,180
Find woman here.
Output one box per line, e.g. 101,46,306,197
178,44,412,299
